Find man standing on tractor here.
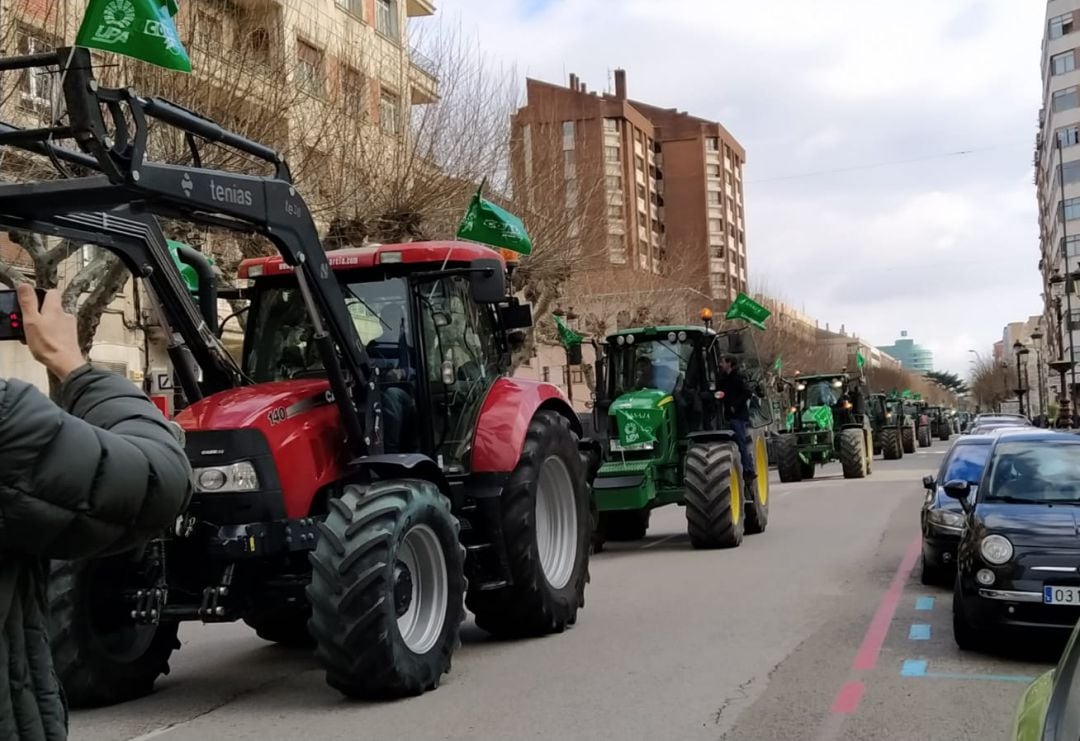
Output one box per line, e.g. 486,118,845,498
717,354,756,481
366,302,417,453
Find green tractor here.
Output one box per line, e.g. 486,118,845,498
868,392,906,460
889,395,918,454
927,405,952,442
588,324,773,550
773,372,874,482
908,400,933,448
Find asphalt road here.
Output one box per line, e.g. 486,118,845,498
71,446,1062,741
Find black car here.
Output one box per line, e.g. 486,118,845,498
920,435,993,585
951,429,1080,650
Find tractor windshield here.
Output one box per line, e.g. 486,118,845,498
608,338,697,397
243,277,414,383
806,380,839,407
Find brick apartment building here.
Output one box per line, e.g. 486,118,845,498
510,69,748,321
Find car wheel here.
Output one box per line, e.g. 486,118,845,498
919,553,945,587
952,574,987,651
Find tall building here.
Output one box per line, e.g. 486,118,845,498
510,70,747,316
1037,0,1080,398
877,331,933,373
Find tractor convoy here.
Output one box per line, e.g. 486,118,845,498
0,46,967,713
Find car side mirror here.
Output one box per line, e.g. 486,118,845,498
943,479,973,512
922,475,935,490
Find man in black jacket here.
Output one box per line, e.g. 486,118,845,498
0,283,192,741
716,354,756,480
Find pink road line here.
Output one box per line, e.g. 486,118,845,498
852,536,923,671
830,681,865,715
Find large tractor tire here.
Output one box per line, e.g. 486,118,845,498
244,603,314,648
307,480,465,698
917,424,932,448
599,509,651,541
865,431,874,475
744,436,770,535
839,428,868,479
774,433,802,483
684,441,745,549
938,426,951,443
467,411,591,638
800,460,816,479
48,556,180,708
881,427,903,461
901,426,917,454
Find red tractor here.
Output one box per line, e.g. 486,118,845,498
0,48,593,704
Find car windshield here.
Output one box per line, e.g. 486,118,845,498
609,338,697,396
984,440,1080,503
942,444,990,484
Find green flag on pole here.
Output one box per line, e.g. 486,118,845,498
856,351,866,369
724,293,771,330
552,314,583,349
901,389,913,399
773,356,782,374
166,239,213,293
456,180,533,255
76,0,192,73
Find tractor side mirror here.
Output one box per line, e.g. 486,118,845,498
922,475,935,490
500,302,533,331
567,343,583,366
470,258,507,304
775,380,786,393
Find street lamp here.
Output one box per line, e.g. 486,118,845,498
1013,341,1030,417
1031,329,1045,419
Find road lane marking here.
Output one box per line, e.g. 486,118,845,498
915,596,935,611
830,681,864,714
900,659,1035,683
852,536,923,670
640,533,680,549
907,624,931,640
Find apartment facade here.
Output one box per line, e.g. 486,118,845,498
876,331,933,374
1037,0,1080,401
0,0,437,394
510,69,747,323
1003,316,1050,416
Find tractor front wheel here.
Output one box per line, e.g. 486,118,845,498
938,427,951,443
48,556,180,708
917,425,932,448
307,480,465,698
744,436,770,535
775,433,802,483
901,426,917,454
839,428,868,479
684,442,745,549
467,411,591,638
599,509,651,541
881,427,903,460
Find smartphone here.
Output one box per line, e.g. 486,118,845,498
0,288,45,342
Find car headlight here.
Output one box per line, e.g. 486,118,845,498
980,534,1014,565
193,461,260,493
927,509,965,528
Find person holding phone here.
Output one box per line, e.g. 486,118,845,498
0,284,192,741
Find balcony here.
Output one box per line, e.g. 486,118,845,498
407,0,436,16
409,47,439,103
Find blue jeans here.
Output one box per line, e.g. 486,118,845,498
730,419,755,478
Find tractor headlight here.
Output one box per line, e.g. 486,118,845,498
980,535,1014,565
193,461,260,493
796,383,806,391
886,412,893,420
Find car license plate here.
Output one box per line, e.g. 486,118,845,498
1044,586,1080,605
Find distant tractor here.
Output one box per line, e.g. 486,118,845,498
588,322,773,550
773,372,874,482
908,401,933,448
927,405,952,442
869,393,905,460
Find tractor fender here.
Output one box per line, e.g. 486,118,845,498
687,430,737,445
471,377,582,473
358,453,450,495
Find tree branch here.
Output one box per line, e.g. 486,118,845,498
0,261,28,288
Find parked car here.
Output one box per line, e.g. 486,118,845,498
1012,616,1080,740
920,435,993,585
969,419,1033,435
950,429,1080,650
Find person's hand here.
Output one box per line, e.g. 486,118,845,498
716,390,726,399
18,284,85,380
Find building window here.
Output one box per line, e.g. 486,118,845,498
603,118,619,132
708,191,722,205
16,28,56,111
1051,13,1075,40
606,175,622,190
542,366,550,382
707,164,722,177
564,180,578,209
709,218,723,233
636,184,647,200
571,369,583,384
522,125,533,181
342,66,367,117
1053,51,1077,76
635,155,645,171
605,146,620,162
1067,198,1080,221
1054,86,1080,112
706,137,719,151
1063,160,1080,185
296,40,325,97
376,0,400,39
1066,235,1080,256
380,88,401,134
335,0,362,16
194,9,223,50
1060,127,1080,148
562,121,575,150
608,203,623,219
608,234,626,264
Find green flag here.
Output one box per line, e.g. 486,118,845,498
166,239,213,293
856,351,866,369
76,0,191,73
724,293,771,330
901,389,913,399
615,407,658,447
552,314,583,349
773,355,782,374
456,180,533,255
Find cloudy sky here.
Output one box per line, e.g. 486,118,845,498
434,0,1046,375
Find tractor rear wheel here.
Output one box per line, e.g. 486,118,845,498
917,425,932,448
599,509,651,541
48,556,180,708
800,459,816,479
307,480,464,698
744,436,770,535
938,427,951,442
865,431,874,475
684,441,745,549
839,428,868,479
881,428,903,460
244,603,314,648
775,433,802,483
467,411,591,638
901,426,917,454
